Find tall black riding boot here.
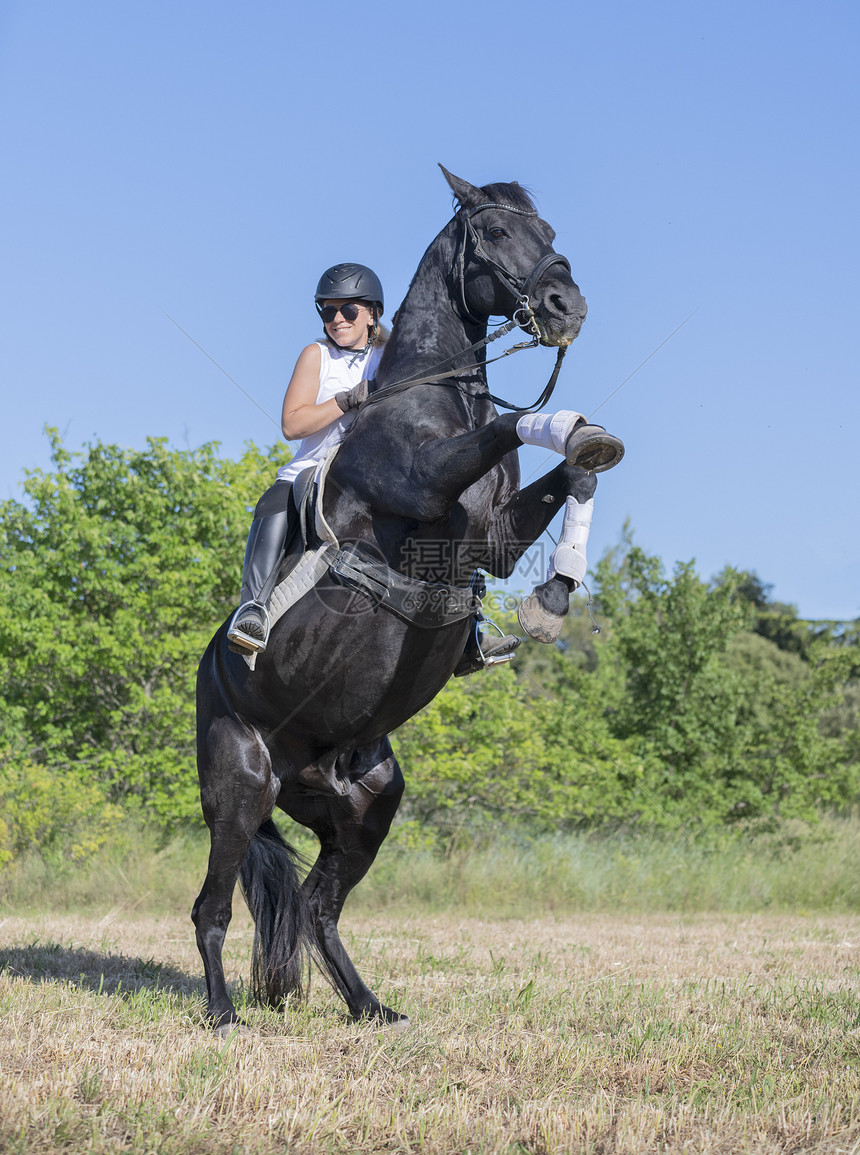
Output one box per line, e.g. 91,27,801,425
227,509,292,654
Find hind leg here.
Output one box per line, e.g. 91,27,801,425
286,739,406,1024
192,717,278,1029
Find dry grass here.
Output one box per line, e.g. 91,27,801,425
1,906,859,1153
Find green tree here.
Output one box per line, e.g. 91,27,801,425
594,549,749,824
393,615,642,838
727,637,857,821
0,430,289,825
594,548,858,826
720,567,854,658
3,433,857,849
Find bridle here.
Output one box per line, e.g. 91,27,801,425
453,201,572,333
363,201,575,412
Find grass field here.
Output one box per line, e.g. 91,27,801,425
2,897,859,1153
5,817,860,918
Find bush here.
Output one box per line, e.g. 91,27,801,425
0,747,123,879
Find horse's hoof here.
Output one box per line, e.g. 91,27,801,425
565,425,625,473
518,593,565,643
373,1008,411,1032
214,1021,250,1040
208,1010,249,1039
356,1004,411,1030
385,1014,411,1033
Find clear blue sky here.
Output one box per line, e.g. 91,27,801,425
2,1,857,620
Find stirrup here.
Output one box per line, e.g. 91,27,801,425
565,424,625,473
454,617,521,678
227,602,270,655
477,619,521,669
479,630,521,667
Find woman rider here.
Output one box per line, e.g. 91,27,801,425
227,263,386,655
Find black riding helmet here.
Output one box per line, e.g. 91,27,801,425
314,263,384,313
315,263,384,353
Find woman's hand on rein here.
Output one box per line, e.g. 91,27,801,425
335,379,370,413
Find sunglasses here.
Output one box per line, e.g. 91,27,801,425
317,302,366,324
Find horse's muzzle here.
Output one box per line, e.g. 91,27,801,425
536,298,588,347
533,276,587,347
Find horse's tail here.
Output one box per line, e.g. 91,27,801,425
238,818,312,1008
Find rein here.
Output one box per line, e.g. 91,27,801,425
362,201,571,413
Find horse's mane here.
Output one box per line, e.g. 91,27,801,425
475,181,536,211
445,181,537,216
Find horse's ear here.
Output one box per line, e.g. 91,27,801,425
439,164,484,210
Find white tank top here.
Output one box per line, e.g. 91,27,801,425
276,339,383,483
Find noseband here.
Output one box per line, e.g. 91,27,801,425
363,201,574,412
454,201,573,333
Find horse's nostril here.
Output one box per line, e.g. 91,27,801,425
550,292,586,319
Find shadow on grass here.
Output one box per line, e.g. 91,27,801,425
0,941,344,1031
0,940,206,1000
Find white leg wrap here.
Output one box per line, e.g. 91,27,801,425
547,496,593,586
516,410,585,456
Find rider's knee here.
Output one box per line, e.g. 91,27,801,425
254,480,293,518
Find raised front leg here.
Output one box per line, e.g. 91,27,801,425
516,411,624,474
341,403,620,525
286,740,406,1024
483,463,597,577
482,464,600,644
412,409,620,519
383,411,525,522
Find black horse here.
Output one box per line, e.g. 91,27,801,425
193,167,620,1031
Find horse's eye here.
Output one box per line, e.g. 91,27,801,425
488,227,507,240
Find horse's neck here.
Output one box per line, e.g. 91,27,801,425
377,224,486,386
